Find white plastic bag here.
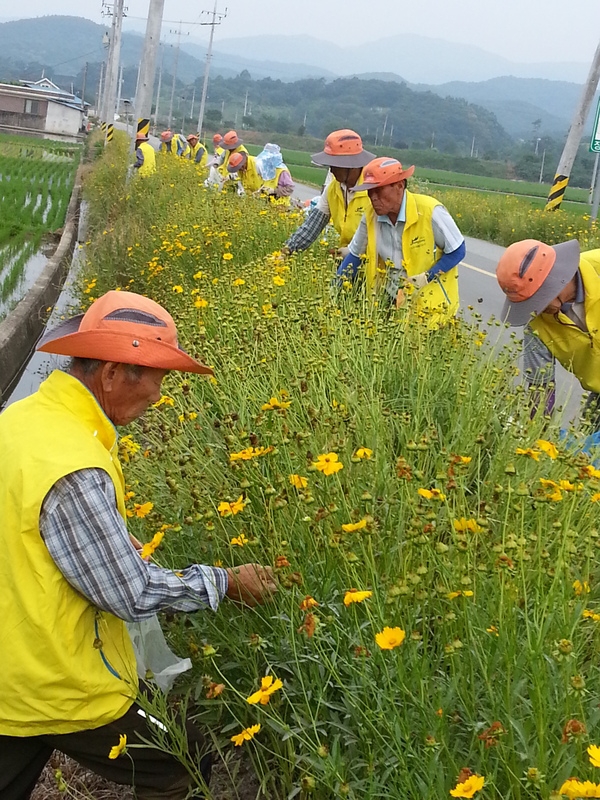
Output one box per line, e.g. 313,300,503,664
127,614,192,693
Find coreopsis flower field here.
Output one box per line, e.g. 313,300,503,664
83,137,600,799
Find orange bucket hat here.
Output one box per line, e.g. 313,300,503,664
311,129,375,168
212,133,223,145
222,130,243,149
227,151,248,172
160,130,173,142
496,238,580,326
353,156,415,191
37,290,213,375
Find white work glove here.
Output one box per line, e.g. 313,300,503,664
408,273,429,291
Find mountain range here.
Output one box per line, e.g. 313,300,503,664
0,16,597,140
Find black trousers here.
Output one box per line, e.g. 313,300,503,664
0,698,211,800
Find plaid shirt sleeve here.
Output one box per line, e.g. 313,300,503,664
39,469,229,622
523,326,555,385
285,207,329,252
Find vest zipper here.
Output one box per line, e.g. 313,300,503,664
94,614,122,680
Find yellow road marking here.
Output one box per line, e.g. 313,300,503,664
460,261,496,278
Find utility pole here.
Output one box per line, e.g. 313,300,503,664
382,113,388,141
243,89,248,118
189,86,196,126
96,61,105,116
167,22,188,130
101,0,125,143
197,0,227,137
80,62,88,105
116,63,124,115
389,124,394,146
546,39,600,211
131,0,165,157
539,149,546,184
470,136,475,158
153,46,165,134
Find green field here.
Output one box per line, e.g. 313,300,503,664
0,134,81,321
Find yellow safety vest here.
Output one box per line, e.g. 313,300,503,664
365,190,459,329
531,251,600,393
136,141,156,177
218,145,248,178
188,142,208,168
0,370,138,735
327,175,369,247
238,157,291,205
160,134,190,157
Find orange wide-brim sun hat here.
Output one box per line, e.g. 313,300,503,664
311,129,375,169
37,290,213,375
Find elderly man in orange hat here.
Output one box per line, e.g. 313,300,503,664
186,133,208,167
337,156,465,329
217,129,248,181
0,291,277,799
159,128,190,157
283,129,375,256
496,238,600,425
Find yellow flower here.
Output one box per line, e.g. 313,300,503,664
537,439,559,459
375,626,406,650
447,590,474,599
289,474,308,489
453,517,482,533
584,465,600,479
418,488,446,501
583,609,600,622
547,489,564,502
342,518,367,533
559,480,577,491
229,446,274,462
261,396,291,411
558,779,600,798
273,275,285,286
313,452,344,476
230,723,261,746
108,734,127,759
232,277,245,286
450,775,485,798
591,493,600,503
354,447,373,459
574,580,591,596
344,589,373,606
134,501,154,518
140,531,164,560
223,252,234,261
153,395,174,407
172,285,184,293
230,533,249,547
194,297,208,308
218,495,248,517
515,447,540,461
246,675,283,705
589,744,600,768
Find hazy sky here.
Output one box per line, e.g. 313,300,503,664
5,0,600,64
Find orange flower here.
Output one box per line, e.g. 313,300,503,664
298,613,317,638
299,595,319,610
206,682,225,699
